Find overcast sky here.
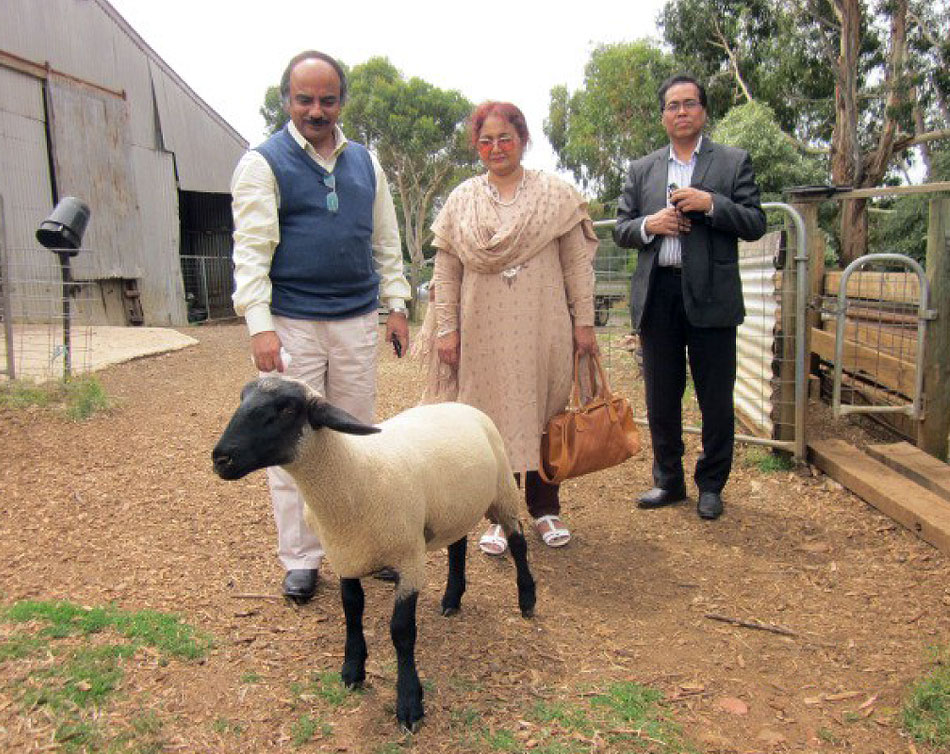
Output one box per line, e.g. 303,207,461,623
107,0,668,176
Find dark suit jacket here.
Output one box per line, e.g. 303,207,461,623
613,138,766,330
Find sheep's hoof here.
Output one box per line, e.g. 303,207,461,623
399,717,424,735
521,607,535,619
441,605,460,617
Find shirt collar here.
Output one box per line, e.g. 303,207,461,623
668,135,703,166
287,120,348,159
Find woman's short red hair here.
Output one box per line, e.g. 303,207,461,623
469,102,530,148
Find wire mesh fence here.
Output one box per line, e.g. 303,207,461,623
0,246,97,382
179,255,235,323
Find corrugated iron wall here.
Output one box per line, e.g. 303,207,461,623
736,231,794,442
0,0,247,327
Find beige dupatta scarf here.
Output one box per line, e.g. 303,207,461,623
414,169,596,402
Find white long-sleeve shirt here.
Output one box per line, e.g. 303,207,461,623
231,122,411,335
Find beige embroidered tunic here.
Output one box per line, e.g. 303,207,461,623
422,170,597,472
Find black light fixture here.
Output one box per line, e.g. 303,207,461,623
36,196,91,253
35,197,91,378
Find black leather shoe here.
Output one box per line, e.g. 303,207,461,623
283,569,318,604
697,491,724,520
637,485,688,509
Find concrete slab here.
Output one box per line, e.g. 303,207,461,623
1,324,198,382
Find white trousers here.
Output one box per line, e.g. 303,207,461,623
266,312,378,570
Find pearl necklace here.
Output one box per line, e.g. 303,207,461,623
486,169,527,206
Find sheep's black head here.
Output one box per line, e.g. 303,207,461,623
212,376,380,480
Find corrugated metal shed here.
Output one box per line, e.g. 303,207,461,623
0,0,247,326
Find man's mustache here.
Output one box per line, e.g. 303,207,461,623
304,118,331,127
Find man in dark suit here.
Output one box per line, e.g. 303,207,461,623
613,74,766,520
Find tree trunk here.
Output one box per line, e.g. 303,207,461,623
831,0,864,265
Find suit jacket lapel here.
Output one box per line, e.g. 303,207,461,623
648,148,670,211
691,138,715,188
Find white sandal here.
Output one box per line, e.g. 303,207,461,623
534,515,571,548
478,523,507,556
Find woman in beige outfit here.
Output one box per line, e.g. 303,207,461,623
417,101,598,554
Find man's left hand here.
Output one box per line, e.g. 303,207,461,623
386,311,409,358
670,187,713,214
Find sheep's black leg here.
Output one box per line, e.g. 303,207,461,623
441,536,467,616
391,591,423,732
507,529,536,618
340,578,367,688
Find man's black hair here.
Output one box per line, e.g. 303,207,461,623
657,75,707,112
280,50,347,105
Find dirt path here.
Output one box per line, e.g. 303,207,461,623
1,323,947,753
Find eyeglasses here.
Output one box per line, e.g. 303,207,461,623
663,99,703,114
323,174,338,213
476,135,517,156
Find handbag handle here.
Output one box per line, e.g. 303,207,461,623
568,351,619,417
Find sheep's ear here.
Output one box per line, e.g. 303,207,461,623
307,398,381,435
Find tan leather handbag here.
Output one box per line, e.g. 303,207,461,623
539,351,641,484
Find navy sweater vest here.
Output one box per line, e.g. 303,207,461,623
255,127,379,320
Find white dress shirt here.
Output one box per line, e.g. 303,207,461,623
640,136,706,268
231,122,411,336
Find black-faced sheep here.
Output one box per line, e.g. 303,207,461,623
211,376,536,732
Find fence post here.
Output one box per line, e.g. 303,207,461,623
918,197,950,460
787,197,826,376
0,195,15,379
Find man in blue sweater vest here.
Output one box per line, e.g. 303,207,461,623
231,50,411,603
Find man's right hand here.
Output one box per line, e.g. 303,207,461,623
645,207,691,236
251,331,285,372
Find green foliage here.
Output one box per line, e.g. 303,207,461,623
545,41,676,202
340,57,476,311
260,84,288,136
874,150,950,264
744,447,795,473
712,101,825,199
290,714,331,746
0,601,210,753
213,717,245,736
447,681,692,753
5,600,212,659
0,376,110,420
903,646,950,747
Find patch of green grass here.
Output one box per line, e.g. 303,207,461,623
213,717,245,736
903,648,950,748
0,376,110,420
0,380,56,408
5,600,213,659
1,600,211,753
307,670,356,707
453,681,693,754
534,700,595,736
65,376,110,420
817,727,840,743
240,671,262,684
290,714,331,746
0,633,47,660
744,447,795,472
484,728,520,751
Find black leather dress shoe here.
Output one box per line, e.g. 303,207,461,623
637,485,688,509
283,569,318,604
697,491,724,520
